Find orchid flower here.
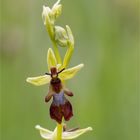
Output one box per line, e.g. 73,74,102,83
35,124,92,140
26,48,84,124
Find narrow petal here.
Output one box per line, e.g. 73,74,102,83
26,75,51,86
47,48,57,71
35,125,53,139
59,64,84,80
62,127,93,139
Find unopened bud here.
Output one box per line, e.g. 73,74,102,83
55,26,68,47
42,6,51,25
52,4,62,20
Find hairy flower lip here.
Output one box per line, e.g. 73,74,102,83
50,92,73,124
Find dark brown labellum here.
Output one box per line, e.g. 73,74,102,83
50,91,73,124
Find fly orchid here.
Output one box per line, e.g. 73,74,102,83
26,0,92,139
26,48,84,123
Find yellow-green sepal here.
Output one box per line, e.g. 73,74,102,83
35,125,53,139
26,75,51,86
47,48,57,70
35,124,92,140
59,64,84,80
62,127,93,139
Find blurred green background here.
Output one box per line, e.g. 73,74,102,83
1,0,139,140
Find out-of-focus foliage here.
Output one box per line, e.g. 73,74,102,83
0,0,139,140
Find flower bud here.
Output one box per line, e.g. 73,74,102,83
55,26,68,47
42,0,62,25
42,6,51,25
52,4,62,20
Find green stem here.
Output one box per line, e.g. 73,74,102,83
45,17,62,63
45,16,54,41
52,41,62,64
57,123,63,140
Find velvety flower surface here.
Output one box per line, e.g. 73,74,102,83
50,91,73,123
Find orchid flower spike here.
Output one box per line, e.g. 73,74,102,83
27,0,93,139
